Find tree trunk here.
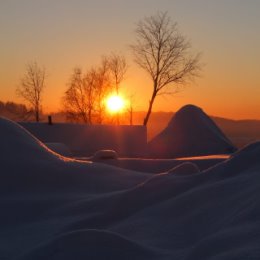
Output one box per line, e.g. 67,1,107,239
88,109,92,124
129,106,133,125
35,110,39,122
143,91,156,126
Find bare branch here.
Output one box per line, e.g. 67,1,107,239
16,61,46,122
107,53,127,94
131,12,202,125
63,56,119,124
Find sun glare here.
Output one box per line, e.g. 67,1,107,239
106,95,125,113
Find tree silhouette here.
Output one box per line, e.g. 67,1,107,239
108,53,127,95
0,100,30,121
131,12,201,126
106,53,128,124
63,68,92,123
16,61,46,122
63,59,112,124
63,55,127,124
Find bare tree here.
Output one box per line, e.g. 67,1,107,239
63,59,113,124
16,61,46,122
108,53,127,94
131,12,201,126
63,68,91,123
94,57,112,124
106,53,127,125
85,68,99,124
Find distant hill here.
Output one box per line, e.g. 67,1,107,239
212,117,260,149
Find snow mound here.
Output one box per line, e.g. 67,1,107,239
0,117,148,194
2,116,260,260
167,162,200,175
92,149,118,161
204,141,260,180
45,143,73,157
18,229,160,260
232,140,260,161
0,117,61,162
148,104,237,158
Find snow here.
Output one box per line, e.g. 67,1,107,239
44,142,73,157
1,116,260,259
148,104,237,158
0,117,148,194
92,149,118,161
85,156,226,173
166,162,200,175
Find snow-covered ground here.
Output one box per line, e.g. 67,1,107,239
80,155,229,173
1,117,260,259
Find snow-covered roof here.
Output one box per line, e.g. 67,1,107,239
148,104,237,158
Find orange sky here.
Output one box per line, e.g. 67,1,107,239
1,0,260,120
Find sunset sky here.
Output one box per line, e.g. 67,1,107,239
1,0,259,120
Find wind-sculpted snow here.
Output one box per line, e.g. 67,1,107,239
0,116,61,162
148,104,237,158
0,117,148,194
167,162,200,175
1,117,260,259
44,143,73,157
17,229,161,260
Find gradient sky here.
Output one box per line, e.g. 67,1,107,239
1,0,260,119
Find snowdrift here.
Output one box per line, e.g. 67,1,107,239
0,117,148,194
1,116,260,259
90,155,227,173
148,104,237,158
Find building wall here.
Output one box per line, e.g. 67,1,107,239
20,122,147,157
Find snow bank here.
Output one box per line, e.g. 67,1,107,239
167,162,200,175
1,117,260,260
92,149,118,161
18,229,160,260
148,104,237,158
45,142,73,157
85,156,227,173
0,117,148,194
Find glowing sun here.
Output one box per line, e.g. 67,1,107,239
106,95,125,113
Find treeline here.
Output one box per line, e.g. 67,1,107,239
0,101,32,121
0,99,132,125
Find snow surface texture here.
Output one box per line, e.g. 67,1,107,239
148,104,237,158
44,143,73,157
91,149,118,161
85,156,228,173
0,117,148,194
1,117,260,259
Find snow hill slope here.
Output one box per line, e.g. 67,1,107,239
148,104,237,158
1,117,260,259
0,117,148,194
